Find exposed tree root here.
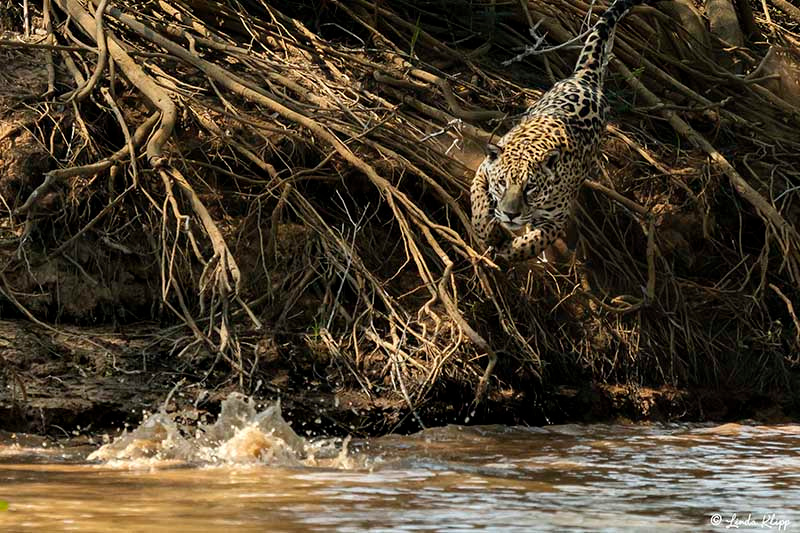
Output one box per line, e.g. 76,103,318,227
0,0,798,429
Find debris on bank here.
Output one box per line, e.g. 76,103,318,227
1,0,799,435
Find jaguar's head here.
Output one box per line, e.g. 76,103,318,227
478,123,572,230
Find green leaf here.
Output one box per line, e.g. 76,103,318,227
409,14,422,59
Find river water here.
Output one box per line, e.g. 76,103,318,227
0,395,798,532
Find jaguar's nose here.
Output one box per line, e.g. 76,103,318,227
501,210,520,221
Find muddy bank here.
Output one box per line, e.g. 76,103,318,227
2,319,796,438
2,0,800,438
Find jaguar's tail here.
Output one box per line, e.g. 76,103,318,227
573,0,652,84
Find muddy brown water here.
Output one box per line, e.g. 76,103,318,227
0,396,798,532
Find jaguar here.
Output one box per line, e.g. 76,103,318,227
471,0,660,261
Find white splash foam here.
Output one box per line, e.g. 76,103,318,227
88,393,362,469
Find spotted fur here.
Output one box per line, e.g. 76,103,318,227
471,0,657,261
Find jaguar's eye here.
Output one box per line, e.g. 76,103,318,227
524,182,537,195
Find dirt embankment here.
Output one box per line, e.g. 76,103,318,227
2,319,796,438
2,0,800,437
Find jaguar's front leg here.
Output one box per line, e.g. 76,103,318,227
470,167,507,250
497,216,566,262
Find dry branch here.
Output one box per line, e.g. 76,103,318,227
2,0,798,424
769,0,800,25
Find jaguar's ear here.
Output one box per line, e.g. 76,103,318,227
486,143,502,161
544,149,560,170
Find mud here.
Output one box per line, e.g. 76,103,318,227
2,319,796,440
1,5,799,440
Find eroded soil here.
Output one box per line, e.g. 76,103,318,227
1,8,798,440
2,319,796,440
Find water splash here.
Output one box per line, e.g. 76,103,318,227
88,393,360,468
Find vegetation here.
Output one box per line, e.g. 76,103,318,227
1,0,799,434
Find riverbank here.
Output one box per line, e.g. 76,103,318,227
2,320,796,438
1,1,799,438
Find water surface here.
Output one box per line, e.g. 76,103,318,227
1,411,798,532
